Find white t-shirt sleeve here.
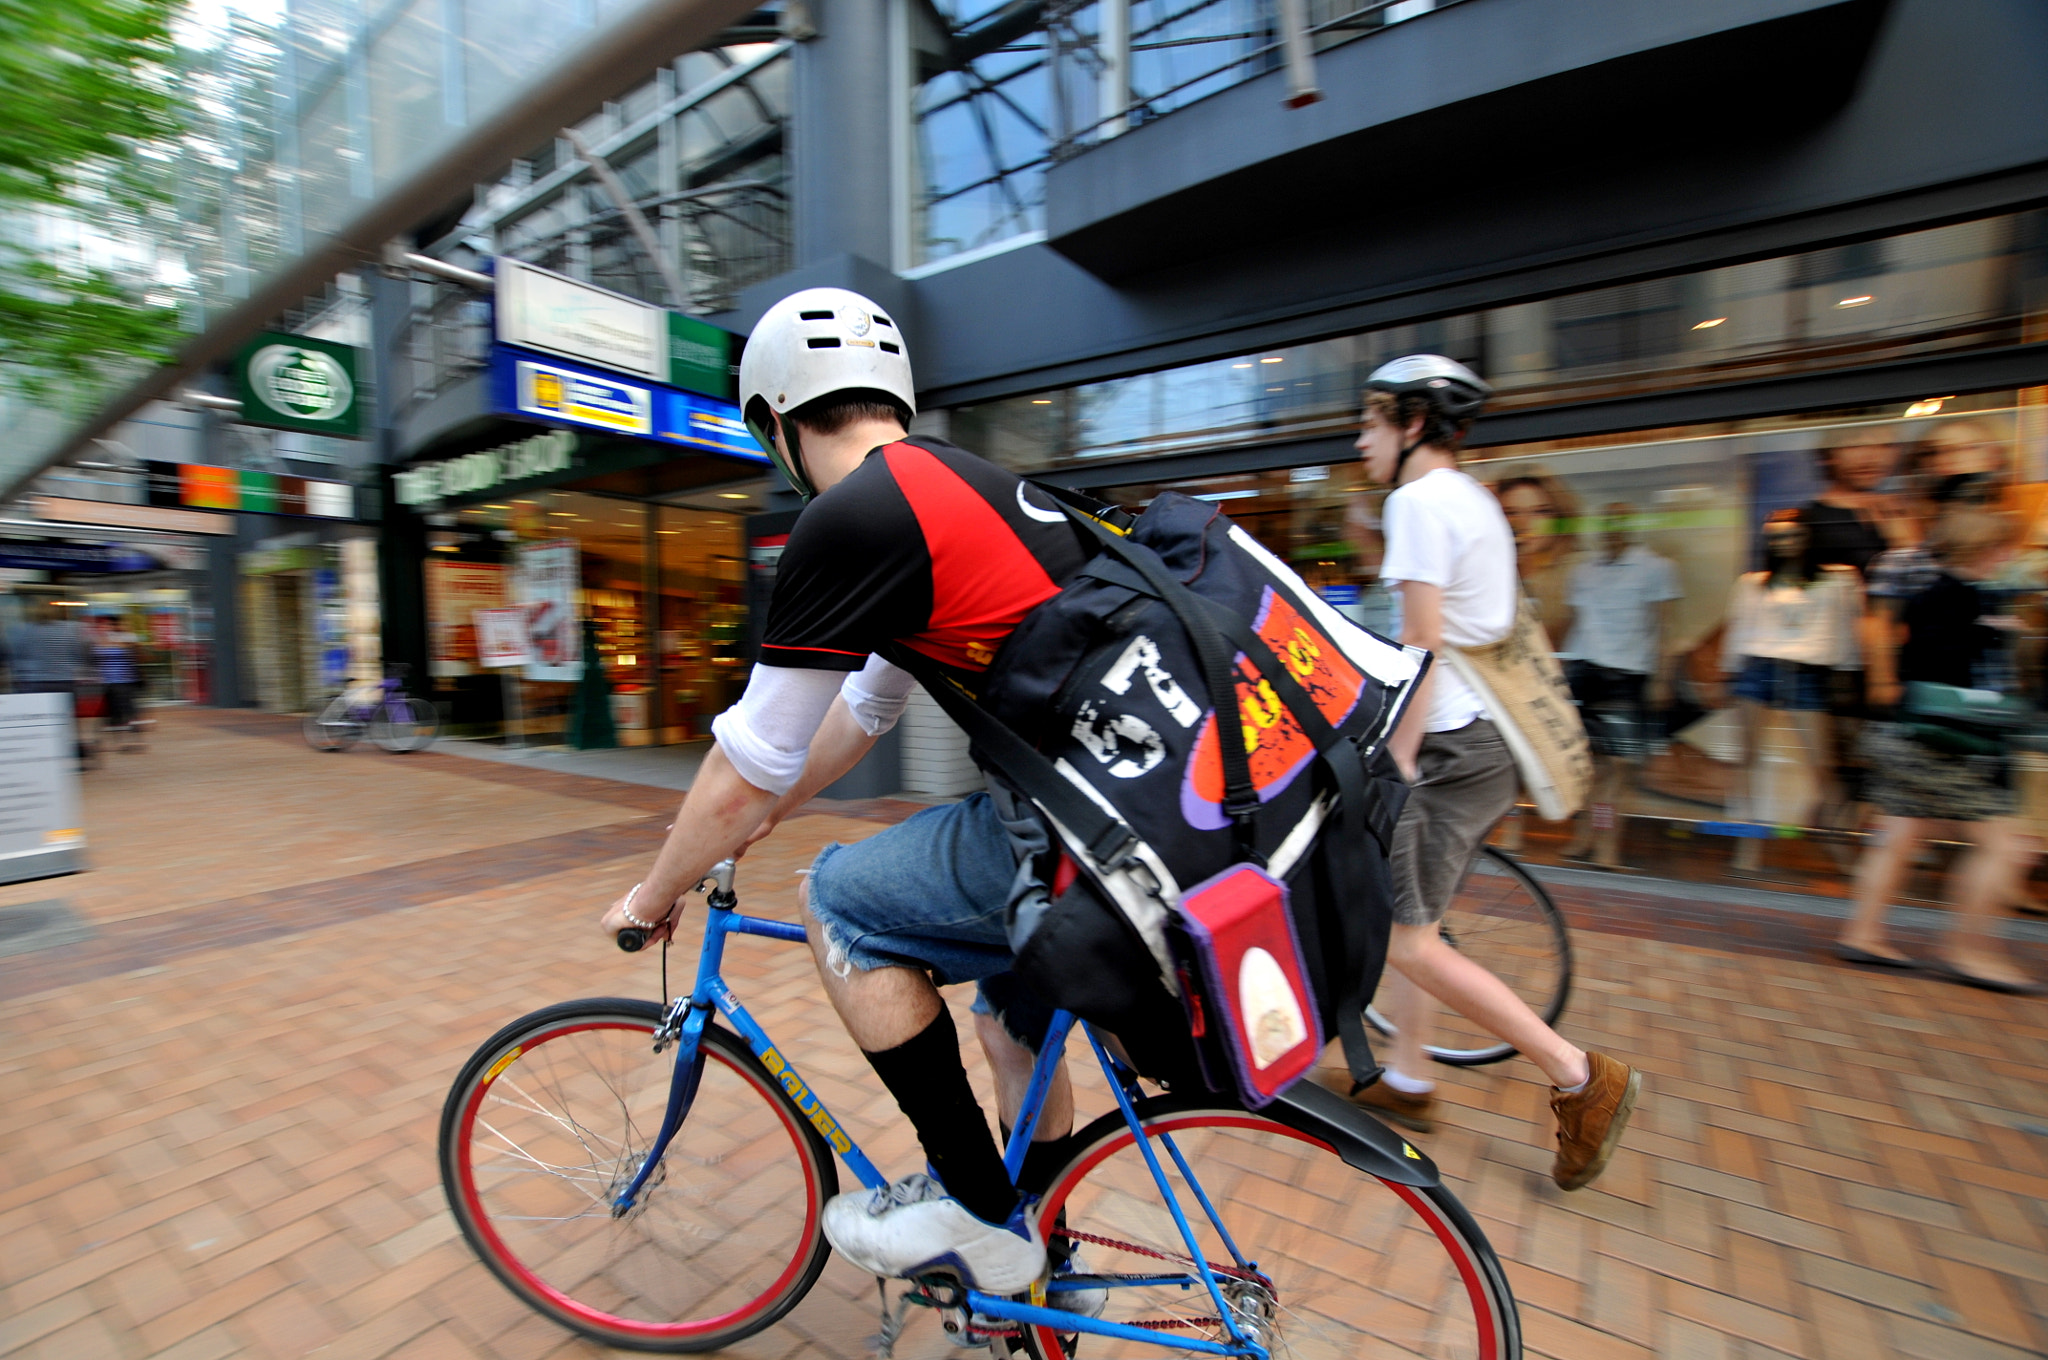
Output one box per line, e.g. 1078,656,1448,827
840,654,915,736
710,663,846,795
1378,489,1452,590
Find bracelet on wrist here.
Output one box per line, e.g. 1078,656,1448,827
620,883,666,932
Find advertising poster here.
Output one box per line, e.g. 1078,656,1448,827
425,560,506,676
515,539,583,682
473,607,535,668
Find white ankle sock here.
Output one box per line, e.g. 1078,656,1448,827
1558,1071,1590,1095
1380,1067,1435,1095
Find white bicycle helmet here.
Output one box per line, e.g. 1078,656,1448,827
1363,354,1492,476
739,287,917,499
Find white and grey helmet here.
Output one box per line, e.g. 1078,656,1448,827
739,287,916,499
1363,354,1492,422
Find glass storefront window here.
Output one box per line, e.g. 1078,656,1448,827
952,209,2048,473
1095,391,2048,898
655,504,748,740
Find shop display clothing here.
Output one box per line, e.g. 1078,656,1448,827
1719,566,1861,673
1802,501,1889,575
1864,569,2017,821
1564,544,1680,675
1379,467,1517,732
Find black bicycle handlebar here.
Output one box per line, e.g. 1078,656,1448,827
611,858,736,954
616,928,647,952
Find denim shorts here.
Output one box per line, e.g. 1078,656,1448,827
806,791,1056,1050
1730,657,1832,711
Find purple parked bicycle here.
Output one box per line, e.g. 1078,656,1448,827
302,664,438,753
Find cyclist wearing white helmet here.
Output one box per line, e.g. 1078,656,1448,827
1345,355,1641,1191
599,288,1103,1299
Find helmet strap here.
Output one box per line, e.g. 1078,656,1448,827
776,412,817,501
1391,433,1429,481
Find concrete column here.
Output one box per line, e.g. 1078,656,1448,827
790,0,899,268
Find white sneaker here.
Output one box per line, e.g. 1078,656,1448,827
822,1174,1046,1294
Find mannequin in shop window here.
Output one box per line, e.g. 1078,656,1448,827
1718,507,1864,874
1491,470,1580,851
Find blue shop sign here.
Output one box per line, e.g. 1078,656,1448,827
0,542,159,573
488,345,766,465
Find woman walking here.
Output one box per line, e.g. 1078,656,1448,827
1837,506,2042,994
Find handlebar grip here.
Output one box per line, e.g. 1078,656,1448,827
616,928,647,953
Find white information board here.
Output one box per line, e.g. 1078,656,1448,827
0,693,84,884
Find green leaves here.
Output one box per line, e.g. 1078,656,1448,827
0,0,184,401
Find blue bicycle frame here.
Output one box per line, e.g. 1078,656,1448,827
609,884,1273,1358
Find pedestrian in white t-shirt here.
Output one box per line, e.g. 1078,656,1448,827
1323,355,1640,1194
1561,503,1681,867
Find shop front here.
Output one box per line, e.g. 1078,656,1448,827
397,417,766,747
948,206,2048,900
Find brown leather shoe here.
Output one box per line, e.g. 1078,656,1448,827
1550,1052,1640,1190
1317,1069,1436,1133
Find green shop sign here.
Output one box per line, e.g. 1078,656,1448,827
668,312,735,401
234,330,362,437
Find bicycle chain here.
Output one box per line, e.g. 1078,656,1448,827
1051,1227,1269,1285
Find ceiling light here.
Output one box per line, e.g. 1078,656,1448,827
1260,356,1284,364
1266,386,1285,393
1232,363,1253,369
1837,294,1874,308
1191,489,1261,502
1031,398,1052,405
1904,397,1952,418
1691,317,1727,330
658,529,679,535
718,492,748,499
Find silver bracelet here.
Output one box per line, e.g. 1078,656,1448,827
620,883,665,932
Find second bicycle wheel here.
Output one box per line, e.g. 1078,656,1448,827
440,1000,836,1353
1019,1096,1519,1359
302,695,361,752
372,696,438,752
1367,845,1573,1066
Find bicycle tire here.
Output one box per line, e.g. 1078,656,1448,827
439,999,836,1353
1367,845,1573,1066
1016,1095,1520,1359
302,695,362,752
372,696,438,753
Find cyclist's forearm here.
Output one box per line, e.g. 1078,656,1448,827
640,745,779,916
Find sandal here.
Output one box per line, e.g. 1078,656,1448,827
1831,943,1915,970
1926,959,2045,996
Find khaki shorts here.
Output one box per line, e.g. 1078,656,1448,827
1390,719,1519,927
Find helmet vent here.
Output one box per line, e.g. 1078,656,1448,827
806,337,842,349
799,310,834,320
873,314,893,327
879,341,900,354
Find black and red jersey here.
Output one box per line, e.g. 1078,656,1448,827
759,437,1091,680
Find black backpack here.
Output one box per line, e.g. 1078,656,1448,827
891,490,1423,1097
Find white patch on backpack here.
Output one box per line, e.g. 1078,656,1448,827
1072,700,1165,778
1099,635,1201,728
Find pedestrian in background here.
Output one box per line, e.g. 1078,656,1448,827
1838,506,2041,994
93,615,142,734
1561,502,1680,869
6,599,87,697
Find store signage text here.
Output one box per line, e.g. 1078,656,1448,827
232,330,363,437
516,359,653,435
668,311,736,400
144,461,355,519
486,345,766,466
495,259,664,378
395,429,577,507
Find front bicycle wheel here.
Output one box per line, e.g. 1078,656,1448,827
371,696,438,752
302,695,361,752
439,999,836,1353
1367,845,1573,1066
1018,1096,1519,1359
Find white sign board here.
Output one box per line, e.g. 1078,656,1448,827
474,607,535,668
0,693,84,884
514,538,583,683
496,258,664,379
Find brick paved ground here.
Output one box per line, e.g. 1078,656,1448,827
3,709,2046,1359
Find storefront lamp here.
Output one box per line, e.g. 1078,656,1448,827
1837,294,1875,308
1691,317,1727,330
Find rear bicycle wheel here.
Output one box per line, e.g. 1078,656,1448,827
439,1000,836,1352
1367,845,1573,1066
1017,1096,1519,1359
302,695,362,752
371,696,438,752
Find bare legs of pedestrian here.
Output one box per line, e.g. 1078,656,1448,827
1384,920,1590,1090
1840,814,2040,989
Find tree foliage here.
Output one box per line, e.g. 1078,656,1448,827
0,0,185,402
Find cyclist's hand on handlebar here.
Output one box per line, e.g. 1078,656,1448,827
599,885,674,949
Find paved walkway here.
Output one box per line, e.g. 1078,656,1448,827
2,709,2045,1358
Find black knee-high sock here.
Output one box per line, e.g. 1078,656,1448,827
863,1006,1019,1225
